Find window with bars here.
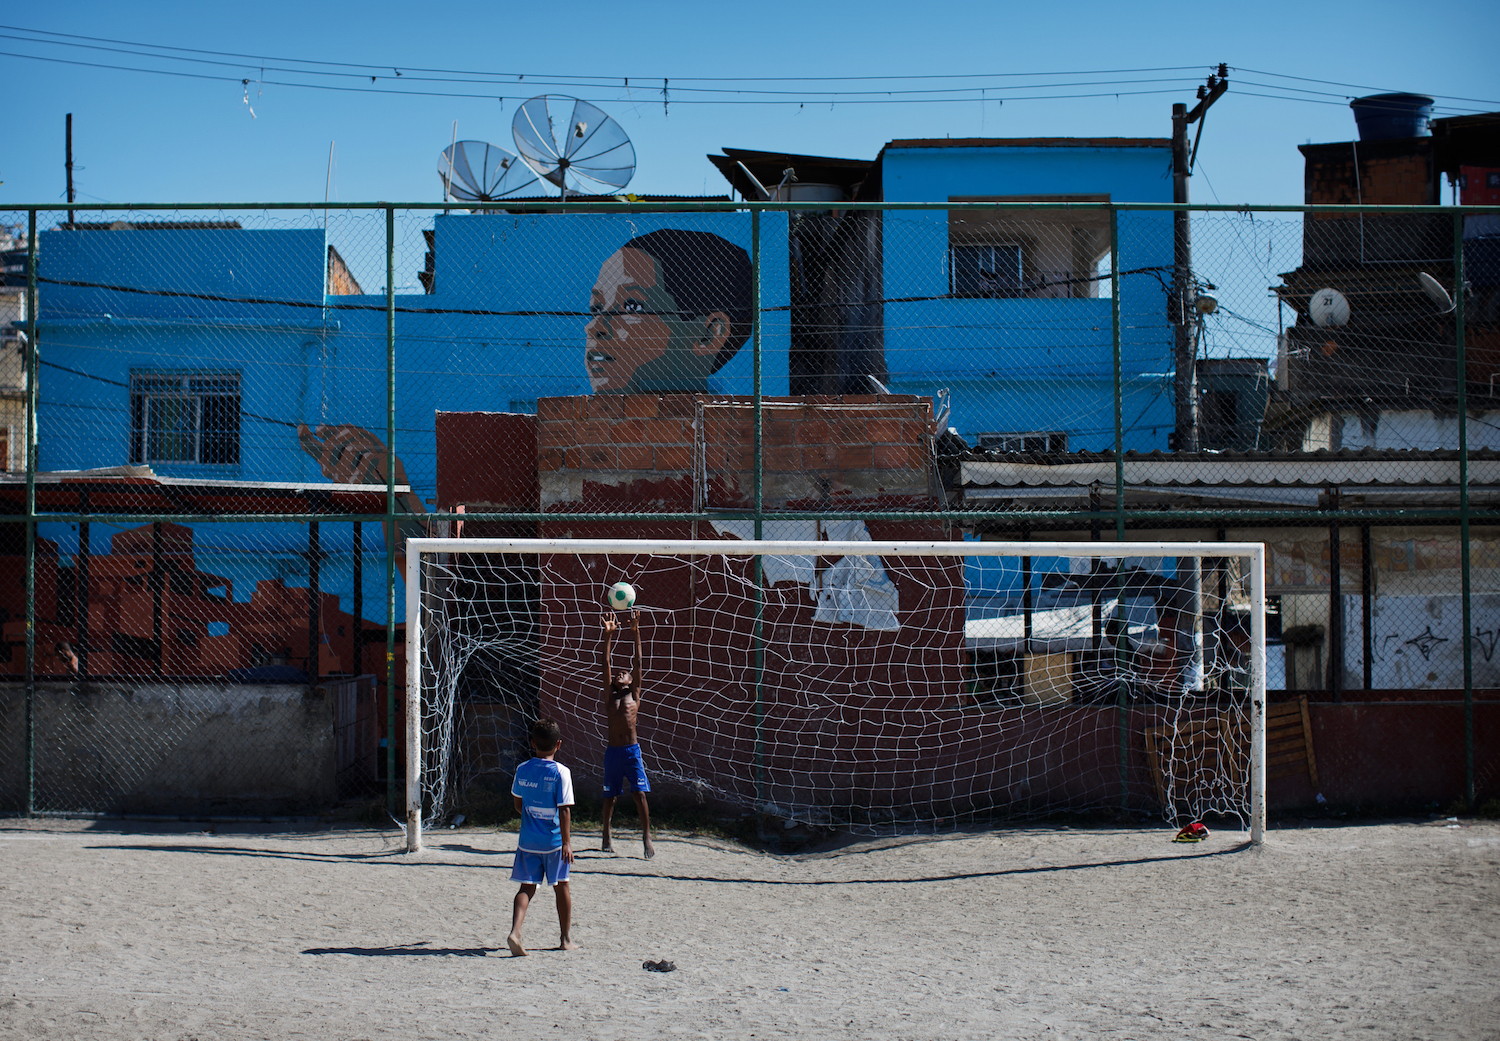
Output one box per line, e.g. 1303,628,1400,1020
130,372,241,466
975,431,1069,454
950,242,1024,298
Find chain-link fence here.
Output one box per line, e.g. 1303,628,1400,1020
1,199,1496,822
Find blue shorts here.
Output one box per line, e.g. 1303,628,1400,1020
511,849,570,887
602,743,651,798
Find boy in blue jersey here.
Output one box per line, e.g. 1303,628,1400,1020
507,717,577,957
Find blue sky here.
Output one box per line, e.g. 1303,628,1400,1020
1,0,1497,208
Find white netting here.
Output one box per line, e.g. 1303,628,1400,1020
413,540,1262,835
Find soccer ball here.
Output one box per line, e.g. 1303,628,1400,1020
607,582,636,611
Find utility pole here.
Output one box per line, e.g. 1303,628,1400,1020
65,113,75,227
1170,65,1228,695
1171,64,1228,454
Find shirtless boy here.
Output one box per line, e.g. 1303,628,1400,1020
600,610,654,859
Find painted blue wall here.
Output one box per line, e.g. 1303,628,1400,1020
880,143,1171,203
37,214,790,489
33,215,791,620
878,143,1175,452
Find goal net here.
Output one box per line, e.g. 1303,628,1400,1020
405,537,1266,851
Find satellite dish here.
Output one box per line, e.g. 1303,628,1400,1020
512,95,636,196
1309,287,1351,328
438,141,542,203
1417,271,1455,313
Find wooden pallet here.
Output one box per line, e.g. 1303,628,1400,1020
1143,713,1246,811
1143,697,1318,813
1265,695,1319,787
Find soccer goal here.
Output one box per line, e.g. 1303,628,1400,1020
404,537,1266,852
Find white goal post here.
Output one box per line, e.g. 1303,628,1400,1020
404,538,1266,853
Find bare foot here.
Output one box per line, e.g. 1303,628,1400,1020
506,933,527,957
601,840,614,853
560,938,580,951
643,839,655,860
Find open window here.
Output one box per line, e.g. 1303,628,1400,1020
949,194,1111,300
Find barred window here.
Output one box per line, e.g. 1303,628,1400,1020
976,431,1069,454
950,243,1024,298
130,372,241,465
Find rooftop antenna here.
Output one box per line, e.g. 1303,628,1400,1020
437,140,544,206
772,167,796,201
65,113,75,227
444,120,457,209
512,95,636,201
323,140,335,230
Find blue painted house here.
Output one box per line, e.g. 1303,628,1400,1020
712,137,1175,454
877,137,1174,453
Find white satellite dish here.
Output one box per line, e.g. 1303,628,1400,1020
438,141,543,203
512,95,636,197
1309,287,1351,328
1417,271,1455,313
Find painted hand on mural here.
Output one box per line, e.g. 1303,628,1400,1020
297,423,412,490
296,423,426,567
585,230,751,394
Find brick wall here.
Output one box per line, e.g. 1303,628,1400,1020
523,392,966,812
536,393,934,513
1307,154,1434,206
1302,139,1437,208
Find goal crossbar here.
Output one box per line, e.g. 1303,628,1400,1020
404,538,1266,851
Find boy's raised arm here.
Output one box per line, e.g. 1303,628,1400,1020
601,612,616,703
631,609,644,699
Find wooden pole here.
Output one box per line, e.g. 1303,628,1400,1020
1171,102,1196,453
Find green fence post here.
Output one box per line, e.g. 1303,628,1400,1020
1111,205,1129,812
385,205,398,816
23,207,37,817
751,206,765,812
1456,210,1473,808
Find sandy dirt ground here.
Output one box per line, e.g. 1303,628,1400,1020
1,817,1497,1041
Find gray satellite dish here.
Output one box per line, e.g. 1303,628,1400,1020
1309,287,1351,328
512,96,636,197
1417,271,1455,313
438,140,542,203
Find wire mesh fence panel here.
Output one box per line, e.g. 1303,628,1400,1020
0,522,396,815
0,200,1495,821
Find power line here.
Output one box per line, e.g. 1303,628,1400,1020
0,51,1205,105
0,25,1212,84
7,24,1496,108
0,34,1211,98
1233,78,1497,114
1232,66,1500,107
4,23,1494,116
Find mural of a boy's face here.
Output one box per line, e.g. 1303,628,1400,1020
585,246,734,394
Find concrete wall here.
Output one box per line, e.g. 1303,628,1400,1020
0,680,334,815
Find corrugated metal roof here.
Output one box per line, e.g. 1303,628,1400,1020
961,449,1498,487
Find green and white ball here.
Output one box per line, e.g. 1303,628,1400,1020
607,582,636,611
